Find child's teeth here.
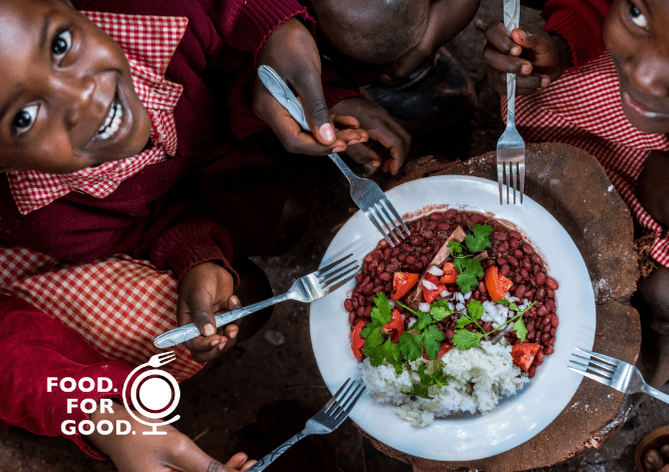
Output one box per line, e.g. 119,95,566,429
96,102,122,140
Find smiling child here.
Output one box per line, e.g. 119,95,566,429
483,0,669,388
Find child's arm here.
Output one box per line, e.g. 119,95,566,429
89,403,256,472
384,0,482,80
483,23,571,95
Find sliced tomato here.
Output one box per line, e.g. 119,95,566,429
351,320,366,359
423,273,446,304
383,309,405,343
390,272,420,301
484,265,513,301
511,343,540,371
423,342,452,360
439,262,459,285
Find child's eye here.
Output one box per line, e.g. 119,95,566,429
51,30,72,61
629,2,649,29
12,105,39,135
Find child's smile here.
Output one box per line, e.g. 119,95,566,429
605,0,669,134
0,0,151,174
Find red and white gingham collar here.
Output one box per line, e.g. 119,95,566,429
7,11,188,215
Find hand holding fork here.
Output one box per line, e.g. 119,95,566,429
154,254,358,348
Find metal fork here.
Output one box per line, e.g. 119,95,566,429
154,254,358,348
496,0,526,204
568,348,669,404
247,378,366,471
257,65,411,247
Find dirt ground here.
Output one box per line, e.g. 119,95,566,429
2,0,669,471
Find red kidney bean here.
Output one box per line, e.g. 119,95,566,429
547,288,555,299
470,213,486,224
344,299,353,312
546,277,560,291
385,282,392,292
405,255,416,265
362,282,374,294
500,264,511,276
363,254,374,263
498,241,510,253
547,336,556,345
364,306,373,318
496,256,507,265
542,314,552,325
349,313,357,324
358,294,365,305
512,249,523,259
526,320,535,332
514,284,526,299
542,324,551,334
531,254,542,265
508,231,522,240
527,331,535,341
361,275,371,286
438,222,450,231
522,256,532,270
356,306,365,317
544,346,555,356
524,288,535,299
534,350,545,365
444,209,457,219
445,329,455,341
551,314,559,327
355,273,364,283
541,333,551,343
544,299,555,312
391,247,400,256
482,321,493,332
550,328,556,336
509,238,520,249
513,273,523,284
492,231,508,241
506,255,519,267
429,212,444,220
400,242,414,253
420,245,433,255
410,235,426,246
536,287,546,300
372,285,385,293
478,281,488,293
522,243,534,255
398,253,407,262
536,271,546,286
528,366,536,378
379,272,392,282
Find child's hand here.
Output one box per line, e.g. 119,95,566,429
255,18,367,155
89,401,256,471
483,21,571,95
177,262,239,363
638,151,669,228
331,97,411,175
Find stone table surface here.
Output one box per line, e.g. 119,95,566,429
365,142,641,471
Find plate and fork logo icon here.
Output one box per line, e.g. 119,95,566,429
122,351,181,435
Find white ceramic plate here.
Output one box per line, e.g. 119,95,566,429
309,175,596,461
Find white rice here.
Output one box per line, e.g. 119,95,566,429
359,340,530,427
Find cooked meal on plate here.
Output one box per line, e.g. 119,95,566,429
345,208,560,427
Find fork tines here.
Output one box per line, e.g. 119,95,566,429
325,379,367,421
367,200,410,247
498,160,525,205
317,254,360,292
568,349,616,384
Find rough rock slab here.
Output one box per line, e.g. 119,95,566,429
365,142,641,471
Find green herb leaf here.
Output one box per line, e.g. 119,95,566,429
430,299,456,322
365,338,403,375
467,299,484,321
414,309,433,331
361,321,384,348
423,325,444,359
370,292,392,324
448,240,463,255
399,331,423,362
464,224,493,253
452,329,484,350
513,317,528,343
401,384,432,399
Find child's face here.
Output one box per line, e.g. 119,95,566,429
604,0,669,134
0,0,151,174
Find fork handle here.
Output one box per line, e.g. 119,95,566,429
642,383,669,405
246,429,310,472
505,73,517,126
328,154,359,183
153,293,291,348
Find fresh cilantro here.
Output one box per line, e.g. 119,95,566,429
448,240,463,255
464,224,494,253
452,252,485,293
370,292,392,324
402,383,432,399
399,331,423,362
513,317,528,343
429,300,456,322
452,329,484,350
422,325,444,359
364,338,403,375
454,300,484,330
414,309,433,330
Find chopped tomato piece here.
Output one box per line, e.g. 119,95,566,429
439,262,459,285
423,273,446,304
423,342,452,360
383,309,405,343
351,320,367,358
391,272,420,301
511,343,540,371
484,265,513,301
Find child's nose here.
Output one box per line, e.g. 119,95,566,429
54,74,97,128
627,50,669,98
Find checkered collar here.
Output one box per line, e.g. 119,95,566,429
7,11,188,215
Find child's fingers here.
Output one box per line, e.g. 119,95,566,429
484,21,522,56
484,44,532,75
288,72,336,146
516,74,549,94
185,335,227,363
511,27,555,55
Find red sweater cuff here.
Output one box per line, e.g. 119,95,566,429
222,0,316,62
150,221,239,285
